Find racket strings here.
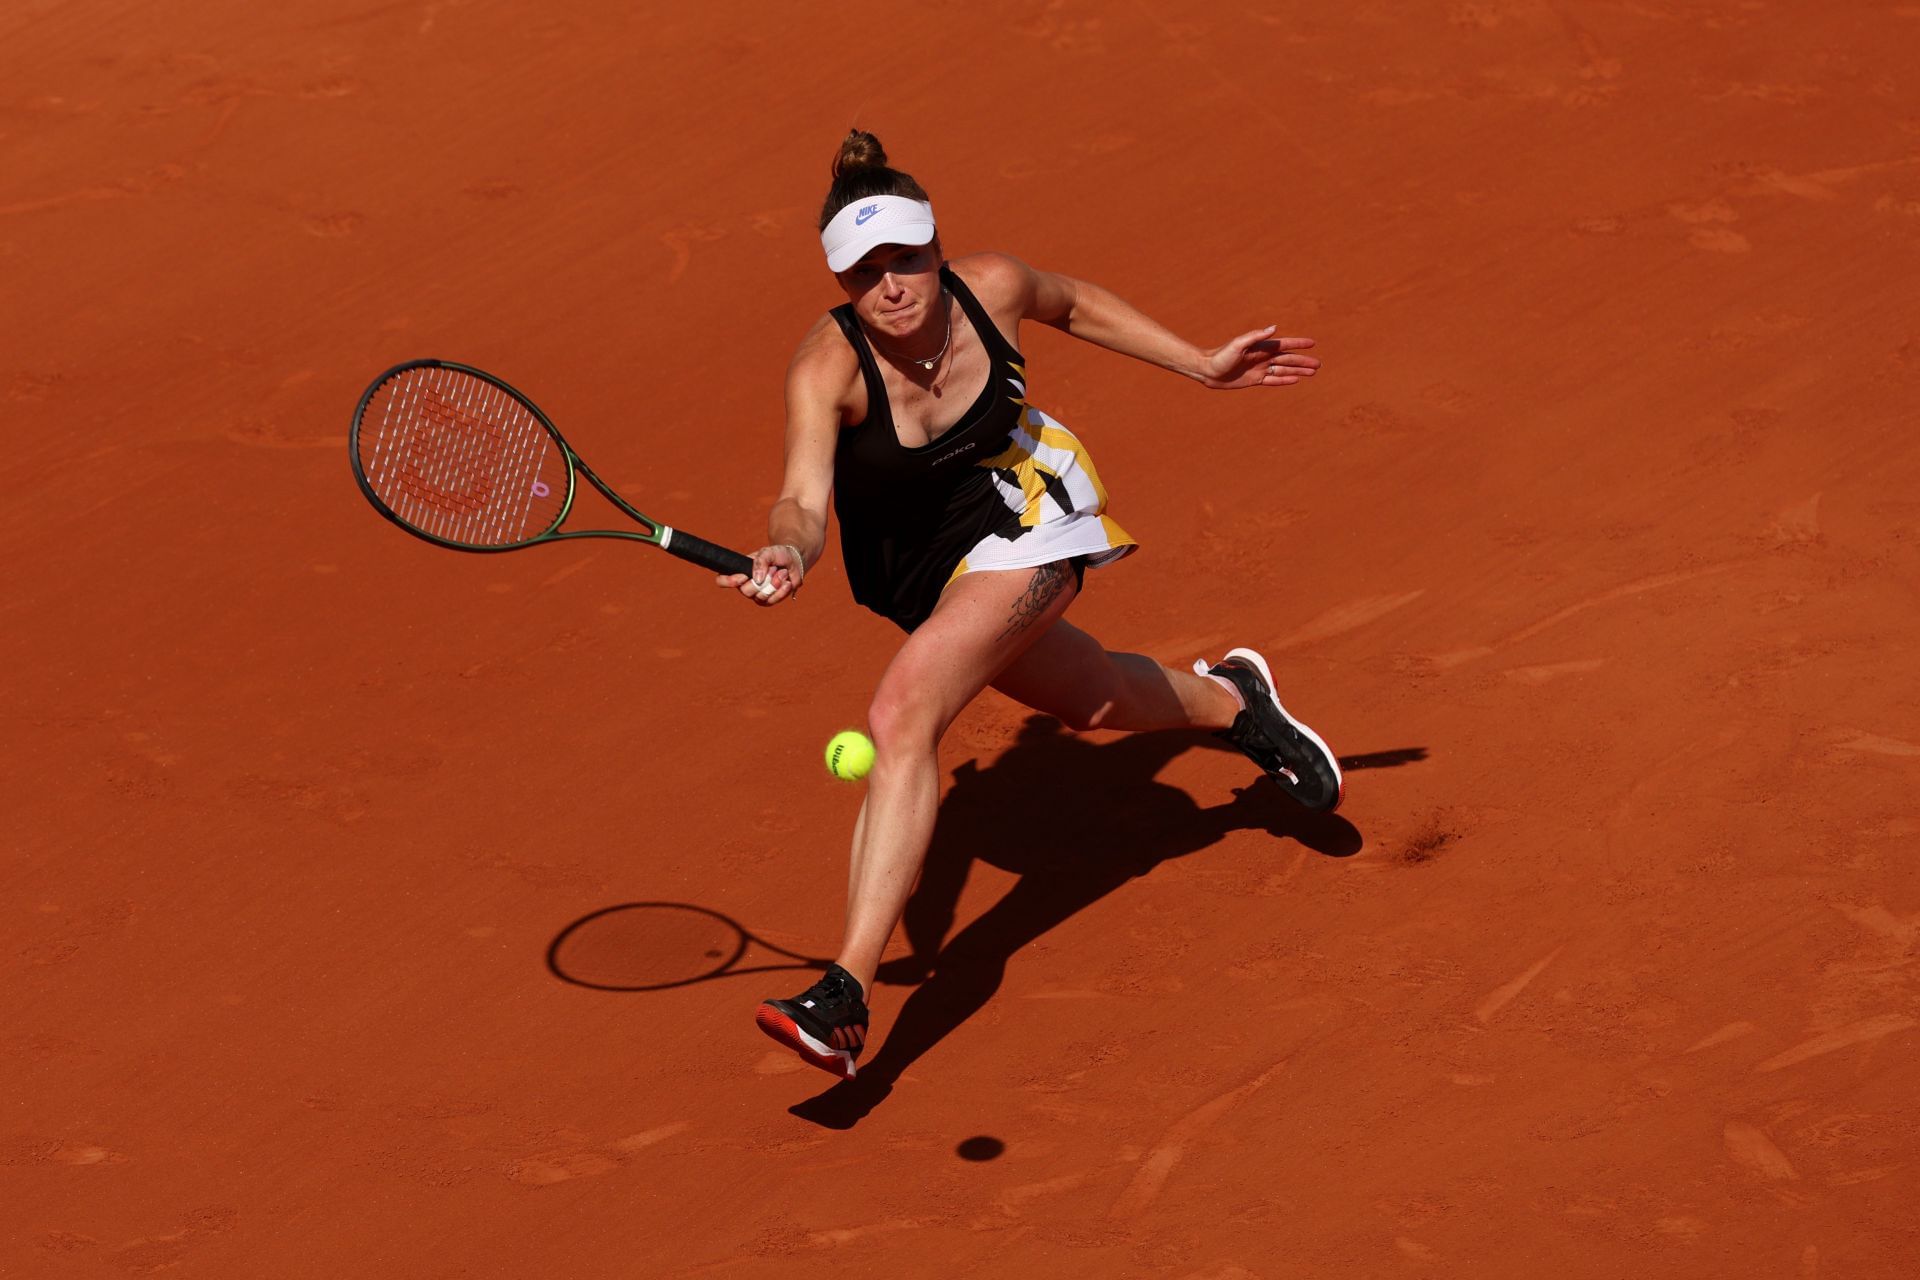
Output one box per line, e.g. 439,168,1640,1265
357,366,570,547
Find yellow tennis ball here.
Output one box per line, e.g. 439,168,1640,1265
825,729,875,781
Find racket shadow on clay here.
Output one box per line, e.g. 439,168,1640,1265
547,902,831,993
789,716,1388,1131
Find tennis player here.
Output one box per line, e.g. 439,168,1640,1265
725,131,1341,1081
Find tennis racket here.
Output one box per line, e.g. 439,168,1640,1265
547,902,829,992
349,358,753,576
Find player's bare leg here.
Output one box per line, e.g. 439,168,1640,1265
997,619,1344,811
756,561,1078,1079
837,562,1080,992
989,619,1240,732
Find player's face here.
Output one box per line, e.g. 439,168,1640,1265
838,241,943,339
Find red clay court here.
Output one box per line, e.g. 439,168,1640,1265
6,2,1916,1275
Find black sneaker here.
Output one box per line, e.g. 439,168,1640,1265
1197,647,1344,812
755,963,869,1080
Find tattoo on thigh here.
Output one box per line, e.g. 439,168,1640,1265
999,561,1071,642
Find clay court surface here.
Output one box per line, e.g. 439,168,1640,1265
6,1,1918,1275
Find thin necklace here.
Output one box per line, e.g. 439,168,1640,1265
867,289,951,372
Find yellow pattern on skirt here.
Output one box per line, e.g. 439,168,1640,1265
948,403,1137,583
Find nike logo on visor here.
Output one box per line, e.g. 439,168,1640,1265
854,205,881,226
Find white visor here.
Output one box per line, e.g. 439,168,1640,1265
821,195,937,273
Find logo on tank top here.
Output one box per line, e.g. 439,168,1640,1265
854,205,881,226
932,440,978,466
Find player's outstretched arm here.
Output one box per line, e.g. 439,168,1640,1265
994,251,1320,390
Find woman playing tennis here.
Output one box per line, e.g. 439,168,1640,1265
725,131,1342,1082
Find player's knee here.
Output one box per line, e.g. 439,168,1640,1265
866,691,936,755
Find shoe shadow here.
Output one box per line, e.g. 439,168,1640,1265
788,715,1365,1130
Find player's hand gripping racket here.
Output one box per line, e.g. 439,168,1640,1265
349,359,752,576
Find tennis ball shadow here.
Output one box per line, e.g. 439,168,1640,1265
956,1136,1005,1162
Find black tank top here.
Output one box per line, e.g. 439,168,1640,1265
830,265,1033,630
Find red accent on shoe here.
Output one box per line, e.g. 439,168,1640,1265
755,1003,858,1080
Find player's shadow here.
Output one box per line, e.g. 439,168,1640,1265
789,716,1398,1130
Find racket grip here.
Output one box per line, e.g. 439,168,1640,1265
660,526,754,577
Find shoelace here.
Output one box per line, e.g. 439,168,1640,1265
810,969,857,1009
